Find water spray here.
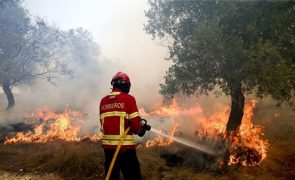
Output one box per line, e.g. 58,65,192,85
106,119,218,179
150,128,217,155
141,119,217,155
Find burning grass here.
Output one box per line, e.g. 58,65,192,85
4,100,268,167
4,108,101,144
141,100,269,167
0,100,294,179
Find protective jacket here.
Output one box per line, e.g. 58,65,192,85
100,88,142,150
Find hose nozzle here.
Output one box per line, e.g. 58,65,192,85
138,119,151,137
141,119,151,131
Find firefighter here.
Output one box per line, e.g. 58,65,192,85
100,72,147,180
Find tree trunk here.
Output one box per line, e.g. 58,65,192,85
2,80,15,110
226,87,245,135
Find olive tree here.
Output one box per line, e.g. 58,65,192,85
145,0,295,134
0,0,70,110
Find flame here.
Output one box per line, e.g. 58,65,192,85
228,100,269,166
196,107,229,138
151,99,181,116
5,108,101,144
145,120,179,147
140,100,181,147
142,99,269,166
5,99,269,166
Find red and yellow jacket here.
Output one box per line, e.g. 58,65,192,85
99,88,142,150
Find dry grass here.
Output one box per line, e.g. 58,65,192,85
0,103,294,179
0,137,294,180
0,141,104,179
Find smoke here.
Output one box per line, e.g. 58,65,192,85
0,0,172,128
1,0,290,137
0,32,169,130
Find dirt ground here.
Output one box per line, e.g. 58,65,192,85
0,170,62,180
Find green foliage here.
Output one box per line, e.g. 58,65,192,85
145,0,295,101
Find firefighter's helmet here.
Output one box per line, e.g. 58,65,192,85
111,72,131,93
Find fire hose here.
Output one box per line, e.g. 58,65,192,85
105,119,151,180
105,127,130,180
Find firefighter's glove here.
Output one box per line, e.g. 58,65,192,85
142,123,151,131
138,119,151,137
138,128,146,137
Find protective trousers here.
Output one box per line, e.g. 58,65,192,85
104,149,141,180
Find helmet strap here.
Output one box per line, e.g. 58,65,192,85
112,82,130,93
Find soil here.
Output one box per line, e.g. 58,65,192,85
0,170,62,180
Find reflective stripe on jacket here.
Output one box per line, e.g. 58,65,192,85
99,88,141,149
